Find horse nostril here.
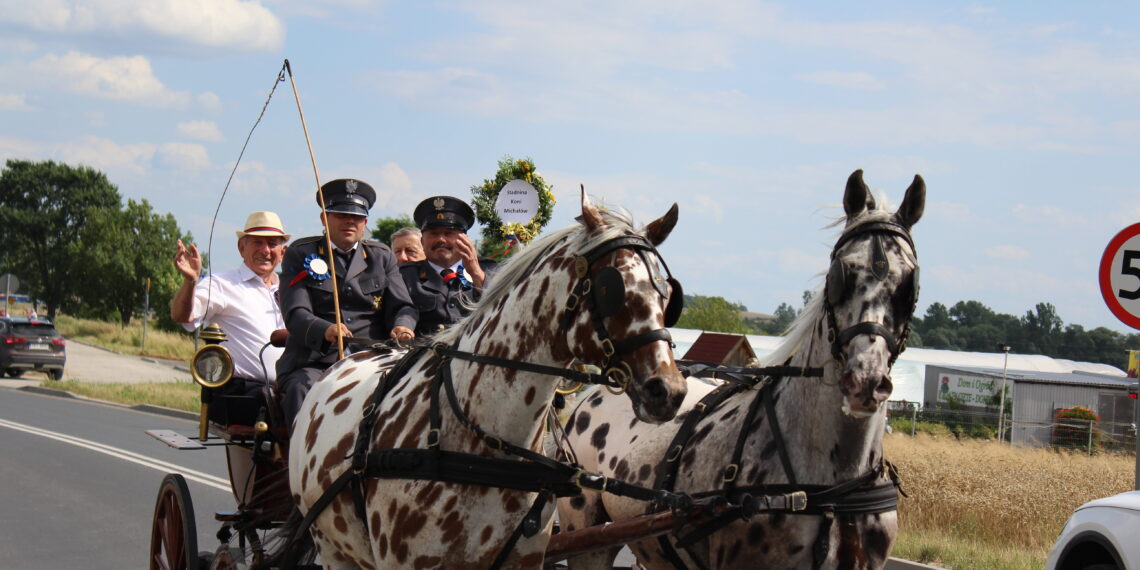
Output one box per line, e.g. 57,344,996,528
643,377,668,403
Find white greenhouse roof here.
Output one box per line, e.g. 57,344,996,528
668,328,1127,406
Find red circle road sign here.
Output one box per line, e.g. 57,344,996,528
1100,223,1140,329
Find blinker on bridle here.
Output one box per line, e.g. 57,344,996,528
823,220,919,368
560,234,683,393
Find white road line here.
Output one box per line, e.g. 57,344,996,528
0,418,230,491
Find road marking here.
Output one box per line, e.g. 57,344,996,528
0,418,230,491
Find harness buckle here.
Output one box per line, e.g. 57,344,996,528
426,428,440,448
484,434,504,451
788,491,808,512
722,464,739,483
666,444,683,462
600,338,615,358
695,401,708,414
565,293,580,312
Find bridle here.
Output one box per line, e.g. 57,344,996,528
559,233,683,393
823,220,919,370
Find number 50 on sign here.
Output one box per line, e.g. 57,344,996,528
1099,223,1140,329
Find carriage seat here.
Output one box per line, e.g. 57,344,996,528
206,381,290,444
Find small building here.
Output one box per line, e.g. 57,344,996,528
682,332,757,366
924,364,1136,447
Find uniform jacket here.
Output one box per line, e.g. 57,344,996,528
400,258,498,336
277,236,417,374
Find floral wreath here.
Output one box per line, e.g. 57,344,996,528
470,156,556,258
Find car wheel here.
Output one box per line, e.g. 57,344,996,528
5,369,23,378
49,369,63,381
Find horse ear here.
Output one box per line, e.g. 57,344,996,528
895,174,926,228
843,169,871,219
644,203,679,246
578,184,604,230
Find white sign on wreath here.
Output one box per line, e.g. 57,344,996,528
494,179,540,224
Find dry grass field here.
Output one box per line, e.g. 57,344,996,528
885,432,1135,569
54,314,196,361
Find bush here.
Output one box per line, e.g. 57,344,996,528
1051,406,1102,452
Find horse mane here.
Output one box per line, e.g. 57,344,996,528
760,190,902,367
434,205,641,346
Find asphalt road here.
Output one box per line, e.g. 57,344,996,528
0,339,192,389
0,388,232,569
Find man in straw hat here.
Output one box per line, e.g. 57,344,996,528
172,211,290,397
276,178,417,426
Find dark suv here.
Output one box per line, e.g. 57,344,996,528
0,317,66,380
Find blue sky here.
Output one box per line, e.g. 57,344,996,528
3,1,1140,337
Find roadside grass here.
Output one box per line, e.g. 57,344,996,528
54,314,196,361
885,432,1134,569
53,380,200,413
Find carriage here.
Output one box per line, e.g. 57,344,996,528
147,322,302,569
145,173,922,569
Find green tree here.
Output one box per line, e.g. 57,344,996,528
0,160,121,319
949,300,997,328
371,215,416,245
80,199,188,327
675,295,753,334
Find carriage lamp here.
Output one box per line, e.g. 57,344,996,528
191,324,235,441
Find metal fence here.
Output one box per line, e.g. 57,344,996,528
886,401,1137,456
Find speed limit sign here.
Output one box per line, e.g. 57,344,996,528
1100,223,1140,329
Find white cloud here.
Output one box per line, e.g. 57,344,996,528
797,71,886,91
0,0,284,53
0,93,33,111
177,121,223,142
19,51,202,108
56,135,157,175
158,142,209,170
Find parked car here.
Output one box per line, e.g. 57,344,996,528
0,316,66,380
1046,490,1140,570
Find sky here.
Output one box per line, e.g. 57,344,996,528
3,1,1140,339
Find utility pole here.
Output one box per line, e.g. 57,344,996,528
997,344,1011,442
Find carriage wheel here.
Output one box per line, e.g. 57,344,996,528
149,473,203,570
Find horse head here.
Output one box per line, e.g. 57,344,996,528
825,169,924,417
559,190,688,423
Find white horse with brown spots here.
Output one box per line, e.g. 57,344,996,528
286,193,688,569
556,170,923,569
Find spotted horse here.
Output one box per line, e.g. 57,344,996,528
280,191,690,569
556,169,924,570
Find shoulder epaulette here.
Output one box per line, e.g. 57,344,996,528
362,239,391,252
291,235,323,246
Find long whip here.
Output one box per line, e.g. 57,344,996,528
283,59,345,359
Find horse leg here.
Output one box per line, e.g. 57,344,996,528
555,492,621,570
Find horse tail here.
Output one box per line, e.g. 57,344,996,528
253,507,316,570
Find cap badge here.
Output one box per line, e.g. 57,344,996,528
345,179,358,194
433,197,445,210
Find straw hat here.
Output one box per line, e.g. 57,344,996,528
235,211,290,240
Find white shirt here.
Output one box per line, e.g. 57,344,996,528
182,264,285,382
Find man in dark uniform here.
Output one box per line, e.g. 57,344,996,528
400,196,498,336
276,178,417,426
